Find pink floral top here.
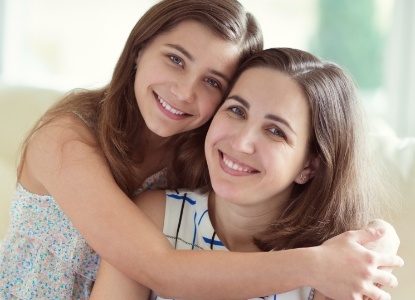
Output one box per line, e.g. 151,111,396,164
0,169,167,299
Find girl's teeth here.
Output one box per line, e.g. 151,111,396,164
158,96,185,115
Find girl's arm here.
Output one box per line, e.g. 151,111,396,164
91,190,402,300
23,115,403,300
91,190,167,299
91,259,151,300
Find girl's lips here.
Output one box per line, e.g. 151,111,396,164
157,95,185,115
219,151,259,175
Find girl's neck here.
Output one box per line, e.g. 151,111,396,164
208,192,283,252
144,128,170,152
133,129,171,179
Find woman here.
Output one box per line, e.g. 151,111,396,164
91,48,402,300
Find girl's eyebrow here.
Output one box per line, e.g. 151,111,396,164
227,94,296,135
166,43,194,61
165,43,231,84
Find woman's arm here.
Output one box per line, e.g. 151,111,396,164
23,115,403,300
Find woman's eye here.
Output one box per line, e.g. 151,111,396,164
268,127,286,138
169,55,183,66
229,106,245,117
205,77,220,89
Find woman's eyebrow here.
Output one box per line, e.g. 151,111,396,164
265,114,296,135
165,43,231,84
226,95,250,109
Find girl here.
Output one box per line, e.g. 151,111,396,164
0,0,402,299
91,48,401,300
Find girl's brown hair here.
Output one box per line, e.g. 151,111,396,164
211,48,389,250
20,0,263,197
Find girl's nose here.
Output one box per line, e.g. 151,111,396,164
170,77,197,103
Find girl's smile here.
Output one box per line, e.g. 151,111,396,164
134,20,240,137
155,93,187,120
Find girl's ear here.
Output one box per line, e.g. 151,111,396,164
294,154,320,184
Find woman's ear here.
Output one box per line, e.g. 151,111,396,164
294,154,320,184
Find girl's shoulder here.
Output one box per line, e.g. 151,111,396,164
33,112,99,147
19,113,104,195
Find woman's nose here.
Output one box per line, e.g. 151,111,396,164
229,125,256,154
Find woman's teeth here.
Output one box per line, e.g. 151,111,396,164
158,96,185,115
223,155,253,173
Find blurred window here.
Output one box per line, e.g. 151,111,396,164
0,0,413,136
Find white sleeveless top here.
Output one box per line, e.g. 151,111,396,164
151,189,314,300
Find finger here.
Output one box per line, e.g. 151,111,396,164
362,283,392,300
372,269,398,289
354,227,385,245
367,219,388,229
363,289,391,300
377,254,404,268
363,285,392,300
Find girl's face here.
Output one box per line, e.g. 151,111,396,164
205,67,313,210
134,20,240,137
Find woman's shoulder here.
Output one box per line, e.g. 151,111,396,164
134,190,167,230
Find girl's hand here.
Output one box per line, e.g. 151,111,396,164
362,219,400,300
312,226,403,300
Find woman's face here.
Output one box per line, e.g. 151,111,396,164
205,66,313,210
134,20,240,137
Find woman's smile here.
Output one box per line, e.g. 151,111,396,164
219,151,258,175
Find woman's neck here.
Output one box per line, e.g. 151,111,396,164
208,192,284,252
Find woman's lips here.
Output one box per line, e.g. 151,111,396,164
219,151,259,175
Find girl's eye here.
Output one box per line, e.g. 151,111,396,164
204,77,220,89
228,106,245,118
169,55,183,67
268,127,286,139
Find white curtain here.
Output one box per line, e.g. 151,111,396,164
385,0,415,137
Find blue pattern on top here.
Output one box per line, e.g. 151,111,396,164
166,193,197,205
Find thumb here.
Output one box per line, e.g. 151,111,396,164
356,227,385,245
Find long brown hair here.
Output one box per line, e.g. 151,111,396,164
203,48,389,250
20,0,263,198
